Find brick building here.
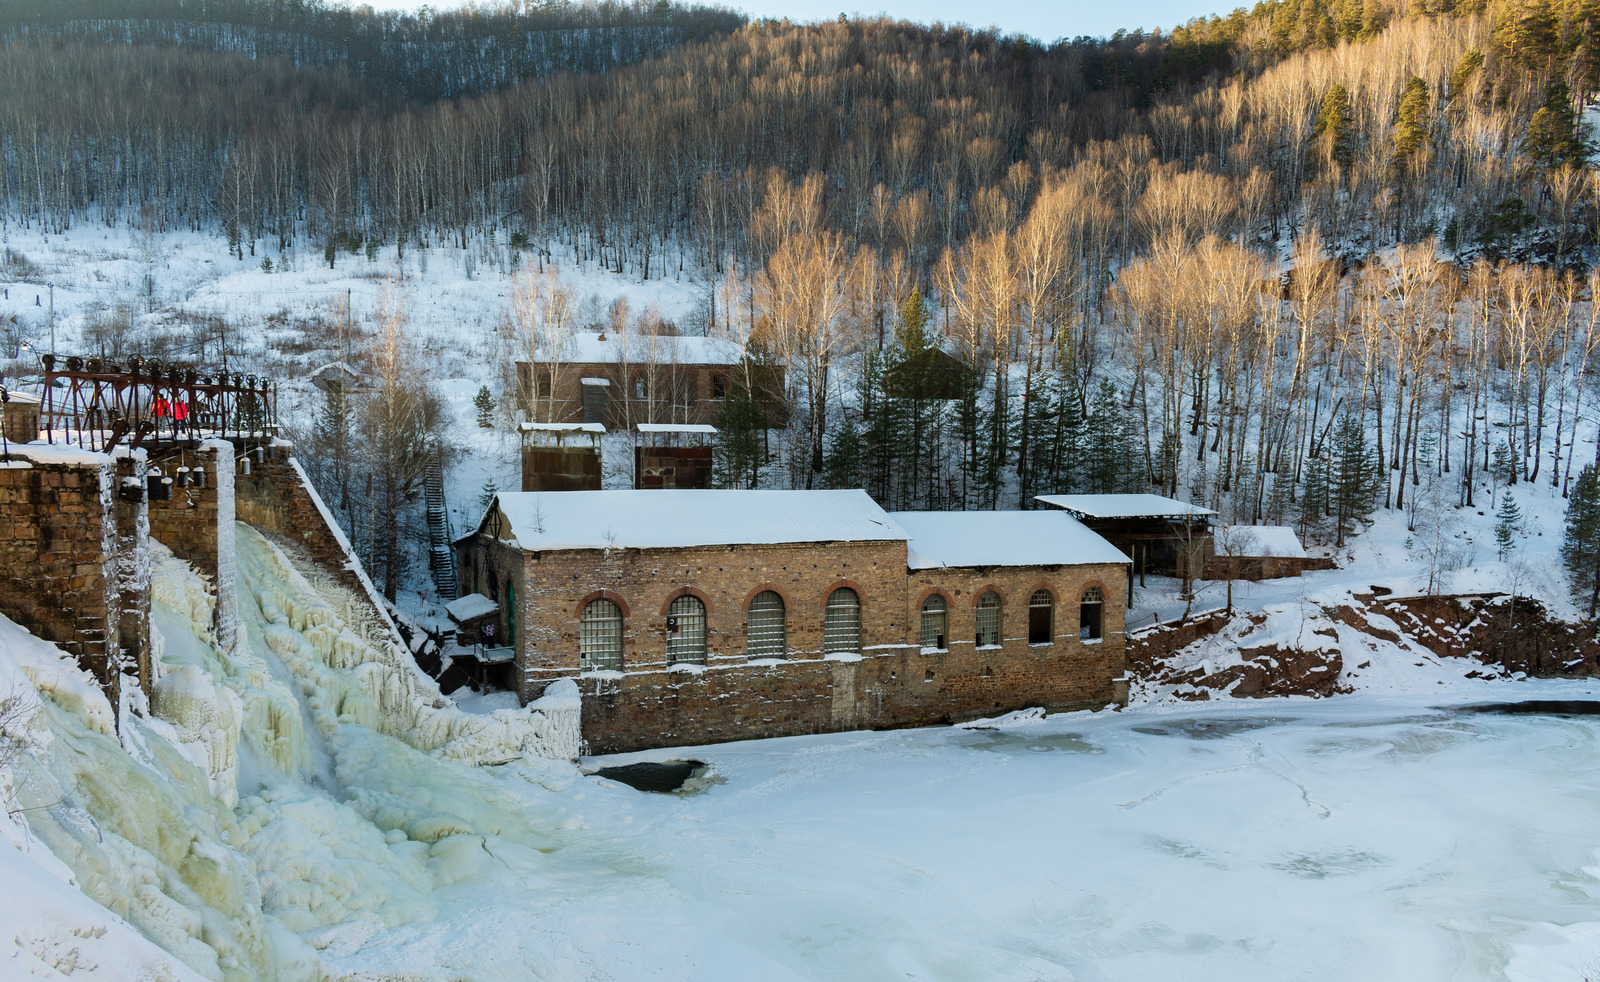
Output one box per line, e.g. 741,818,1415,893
1203,525,1317,580
453,489,1131,753
517,331,785,428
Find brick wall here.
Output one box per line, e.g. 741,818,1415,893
0,447,149,706
480,532,1129,753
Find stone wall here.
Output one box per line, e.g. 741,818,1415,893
488,534,1128,753
234,443,366,598
0,446,149,706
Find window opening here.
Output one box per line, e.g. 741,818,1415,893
823,587,861,655
747,591,786,659
919,595,947,650
1080,587,1104,641
667,594,708,665
580,599,623,671
976,592,1001,647
1028,589,1054,644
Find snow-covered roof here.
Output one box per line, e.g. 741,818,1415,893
307,360,363,378
579,377,611,387
445,593,499,623
892,510,1130,569
636,423,717,434
1214,525,1306,559
2,391,41,406
491,489,906,551
557,332,750,367
518,421,605,434
1035,494,1216,520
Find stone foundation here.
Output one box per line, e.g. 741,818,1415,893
0,445,150,708
577,639,1126,754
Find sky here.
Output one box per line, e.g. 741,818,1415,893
344,0,1229,41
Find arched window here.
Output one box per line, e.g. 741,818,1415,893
747,591,786,659
823,587,860,655
1029,590,1054,645
1080,586,1104,641
976,592,1002,647
667,595,708,665
579,598,623,671
919,594,948,650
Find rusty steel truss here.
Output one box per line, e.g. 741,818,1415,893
38,354,277,452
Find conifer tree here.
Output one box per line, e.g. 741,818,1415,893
1298,450,1332,545
714,383,769,489
1313,84,1356,171
1493,0,1559,68
1494,491,1523,560
473,384,495,428
1085,379,1140,494
823,416,864,490
1562,464,1600,616
1389,76,1432,180
1492,439,1517,501
1522,79,1589,174
1329,412,1378,547
478,477,499,511
1446,49,1484,101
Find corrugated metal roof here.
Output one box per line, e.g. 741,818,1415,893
1035,493,1216,520
892,510,1130,569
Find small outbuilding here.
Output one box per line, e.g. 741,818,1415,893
518,421,604,492
1204,525,1313,580
634,422,715,489
1,389,41,445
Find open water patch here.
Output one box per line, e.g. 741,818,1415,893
591,759,709,793
1459,700,1600,716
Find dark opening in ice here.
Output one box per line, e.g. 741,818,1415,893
593,759,706,793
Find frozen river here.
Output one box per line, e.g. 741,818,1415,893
538,695,1600,982
11,528,1600,981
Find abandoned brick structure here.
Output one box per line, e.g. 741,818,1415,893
517,331,785,428
454,489,1131,753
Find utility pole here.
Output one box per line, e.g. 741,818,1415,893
47,285,54,352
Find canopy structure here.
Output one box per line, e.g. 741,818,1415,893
1034,494,1215,521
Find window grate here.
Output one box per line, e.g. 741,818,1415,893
747,591,786,659
919,595,947,649
823,588,860,655
667,594,708,665
976,592,1001,647
579,599,623,671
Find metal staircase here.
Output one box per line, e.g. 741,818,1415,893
424,449,457,601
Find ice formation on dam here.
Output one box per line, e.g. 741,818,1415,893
1,523,580,980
